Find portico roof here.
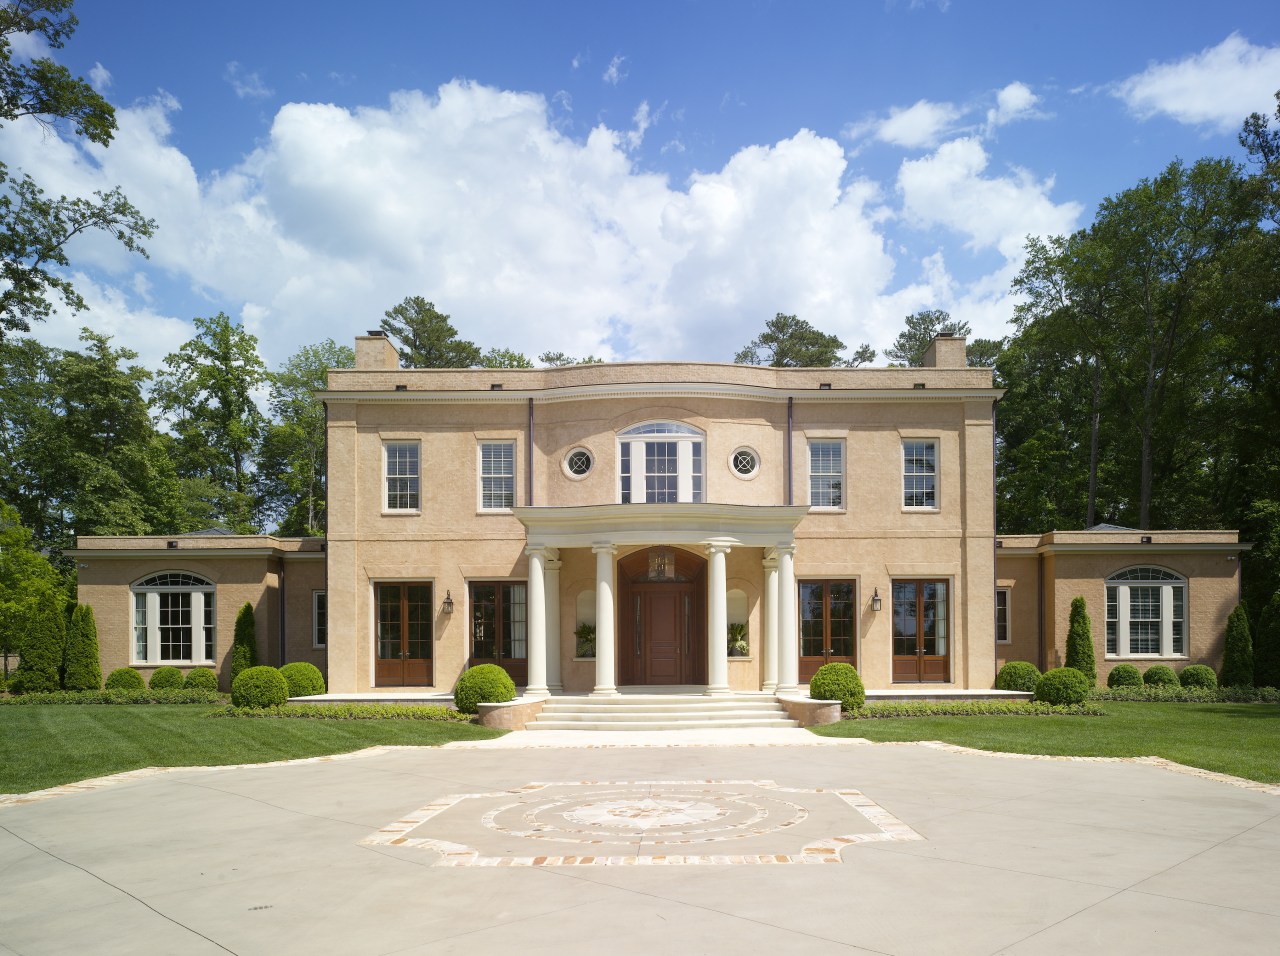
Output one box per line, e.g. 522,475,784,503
513,503,811,549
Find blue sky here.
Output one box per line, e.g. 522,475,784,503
7,0,1279,370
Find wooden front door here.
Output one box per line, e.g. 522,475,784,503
618,547,706,686
891,580,950,682
375,583,433,686
468,582,528,686
798,580,857,682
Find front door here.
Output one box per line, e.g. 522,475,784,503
375,583,433,686
468,582,528,686
892,579,950,682
627,584,698,684
799,580,857,682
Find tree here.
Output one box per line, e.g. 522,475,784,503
538,351,605,366
1255,591,1280,689
1065,596,1096,686
380,297,481,368
733,313,872,367
884,310,970,367
230,602,258,683
1221,603,1254,687
12,582,65,693
481,347,533,368
0,501,64,678
0,1,155,340
62,602,100,690
965,337,1005,369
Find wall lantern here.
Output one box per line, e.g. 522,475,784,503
871,587,882,612
442,590,455,614
1140,535,1153,544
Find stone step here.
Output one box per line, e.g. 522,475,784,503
537,708,793,722
541,700,784,713
527,718,801,731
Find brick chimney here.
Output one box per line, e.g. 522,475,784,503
355,330,401,370
921,333,967,368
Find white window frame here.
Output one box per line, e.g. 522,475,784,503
995,588,1011,644
478,440,516,512
313,590,327,649
384,441,420,512
808,439,844,511
617,422,705,504
1105,567,1187,659
902,439,939,510
130,572,216,666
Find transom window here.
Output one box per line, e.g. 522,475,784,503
618,422,704,504
808,440,843,509
903,440,937,509
479,441,515,510
384,442,420,511
131,572,215,666
1106,567,1185,657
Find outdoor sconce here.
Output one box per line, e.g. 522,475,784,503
871,587,882,612
442,591,455,614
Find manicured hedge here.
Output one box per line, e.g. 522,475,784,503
1143,664,1178,686
1107,663,1142,688
148,666,184,690
1065,596,1097,686
0,688,223,705
215,702,471,721
453,664,516,714
183,667,219,691
279,661,326,698
230,602,258,684
846,700,1104,718
13,587,65,694
104,667,146,690
1089,684,1280,703
63,604,102,691
1221,603,1254,687
809,662,865,711
1035,667,1090,705
995,660,1040,693
230,666,289,708
1178,664,1218,689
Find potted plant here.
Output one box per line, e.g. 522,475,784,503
575,622,596,658
727,622,749,657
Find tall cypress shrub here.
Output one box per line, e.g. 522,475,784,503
14,587,66,693
1065,596,1096,687
63,604,102,690
230,602,258,684
1220,603,1254,687
1254,592,1280,689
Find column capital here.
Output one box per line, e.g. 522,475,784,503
591,542,616,555
544,557,562,572
762,555,779,570
705,542,733,557
772,544,797,558
524,544,549,559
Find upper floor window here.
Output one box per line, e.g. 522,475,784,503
618,422,704,503
903,440,937,509
808,440,843,509
996,589,1010,643
384,442,420,511
313,591,327,649
132,572,215,665
479,441,515,511
1106,567,1185,657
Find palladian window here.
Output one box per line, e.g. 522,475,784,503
131,572,215,666
1106,567,1186,657
618,422,705,503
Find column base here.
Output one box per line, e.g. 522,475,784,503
523,686,550,699
704,684,733,696
590,686,621,697
548,683,564,694
761,681,778,693
774,683,800,696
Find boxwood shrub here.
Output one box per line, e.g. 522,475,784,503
995,660,1040,693
183,667,219,691
1178,664,1217,689
148,666,184,690
279,661,326,698
231,665,289,708
1143,664,1178,686
453,663,516,714
1107,663,1142,688
809,662,865,711
105,667,145,690
1034,667,1089,705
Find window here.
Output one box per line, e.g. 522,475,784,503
385,442,420,510
809,440,843,509
1105,567,1186,657
730,447,759,479
903,440,937,509
479,441,515,510
564,448,593,478
799,580,856,679
313,591,327,649
374,583,433,687
469,582,528,684
618,422,704,503
892,579,949,682
131,572,215,665
996,589,1010,643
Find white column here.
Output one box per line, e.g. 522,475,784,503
592,544,619,696
776,546,799,694
1117,584,1130,659
1160,584,1174,658
191,591,207,665
706,543,732,695
544,553,563,693
146,591,160,665
677,441,694,502
762,555,779,693
525,547,549,697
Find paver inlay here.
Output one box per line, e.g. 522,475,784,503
363,778,924,865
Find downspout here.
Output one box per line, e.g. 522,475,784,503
786,397,794,506
277,556,287,667
527,397,534,506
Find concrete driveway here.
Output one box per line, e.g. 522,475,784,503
1,731,1277,955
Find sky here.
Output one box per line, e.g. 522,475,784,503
5,0,1279,373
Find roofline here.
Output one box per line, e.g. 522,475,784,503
321,384,1005,405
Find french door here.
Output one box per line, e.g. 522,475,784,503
469,582,528,686
375,583,433,686
892,580,949,682
799,580,857,682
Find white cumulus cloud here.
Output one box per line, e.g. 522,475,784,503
224,61,274,100
845,99,962,149
986,81,1040,129
603,54,627,86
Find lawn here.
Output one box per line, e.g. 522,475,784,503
810,701,1280,784
0,705,504,794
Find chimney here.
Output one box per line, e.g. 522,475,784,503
921,333,967,368
355,330,401,370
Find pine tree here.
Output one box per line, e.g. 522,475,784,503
14,586,65,693
63,603,101,690
1221,603,1254,687
1255,592,1280,689
1065,596,1097,686
230,602,258,683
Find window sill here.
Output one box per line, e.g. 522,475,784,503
477,509,514,516
1106,655,1189,660
901,507,940,514
995,640,1012,646
572,656,597,662
808,508,846,515
727,655,755,662
381,510,421,517
131,662,209,668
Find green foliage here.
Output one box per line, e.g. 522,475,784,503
1034,667,1090,705
1065,596,1096,686
148,666,184,690
1089,684,1280,703
808,662,866,711
1142,664,1178,686
182,667,218,691
230,665,289,708
733,313,873,367
994,660,1040,692
1256,591,1280,689
453,663,516,714
279,661,325,697
215,702,471,721
0,501,66,664
0,688,222,705
1178,664,1218,689
104,667,145,690
574,622,595,658
380,296,481,368
538,351,605,366
1221,603,1254,687
62,603,100,690
480,347,533,368
884,310,970,367
13,584,64,692
230,602,258,684
848,700,1104,719
1107,663,1143,688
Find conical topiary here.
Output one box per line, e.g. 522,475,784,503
1220,603,1254,687
63,604,102,690
230,602,258,684
1065,596,1096,687
1254,592,1280,689
14,586,66,693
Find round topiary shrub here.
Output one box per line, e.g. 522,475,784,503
809,662,866,711
148,666,184,690
183,667,219,691
995,660,1041,693
1107,663,1143,688
279,661,326,698
1178,664,1218,689
105,667,145,690
231,666,289,708
1143,664,1178,686
453,663,516,714
1034,667,1090,705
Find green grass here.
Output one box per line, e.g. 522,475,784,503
0,705,504,794
810,702,1280,784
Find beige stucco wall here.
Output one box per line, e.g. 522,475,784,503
994,551,1041,672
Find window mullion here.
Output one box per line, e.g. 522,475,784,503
191,590,205,664
1160,585,1174,657
1117,585,1131,655
677,440,693,502
146,591,161,665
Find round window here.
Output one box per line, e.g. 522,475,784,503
564,448,593,479
730,447,759,479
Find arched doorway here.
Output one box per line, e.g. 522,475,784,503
617,547,707,686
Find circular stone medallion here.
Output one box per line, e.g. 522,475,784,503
564,798,726,831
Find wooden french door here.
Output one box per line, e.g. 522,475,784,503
892,580,950,682
468,582,528,686
799,580,857,682
624,584,701,684
375,583,433,686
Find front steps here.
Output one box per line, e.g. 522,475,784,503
526,694,800,731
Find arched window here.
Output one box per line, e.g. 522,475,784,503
1105,567,1185,658
131,572,216,666
618,422,704,504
